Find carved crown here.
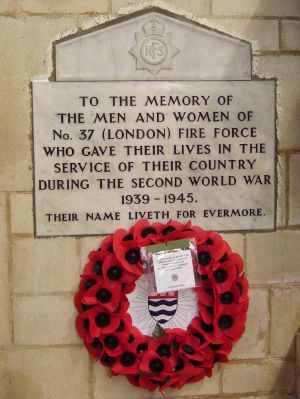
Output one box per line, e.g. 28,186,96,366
143,17,165,37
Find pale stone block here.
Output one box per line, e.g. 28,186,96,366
0,194,10,346
282,21,300,51
247,230,300,284
0,16,77,191
277,154,286,227
10,193,34,234
289,154,300,226
198,18,279,52
230,289,269,359
253,55,300,150
0,347,89,399
22,0,109,13
12,237,79,293
271,287,300,358
223,360,295,393
94,361,220,398
221,233,244,257
14,294,80,345
212,0,300,17
0,0,20,12
112,0,211,16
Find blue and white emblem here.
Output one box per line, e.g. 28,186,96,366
148,292,178,324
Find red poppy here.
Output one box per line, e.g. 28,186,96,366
113,227,136,253
139,350,173,377
179,334,213,364
152,220,185,243
114,312,132,333
148,333,178,368
133,219,158,246
101,331,130,357
88,307,121,336
208,338,233,363
231,252,244,275
190,316,223,345
210,260,237,293
138,374,161,391
100,235,115,255
84,250,105,277
102,254,136,288
115,241,143,277
76,310,94,344
82,280,122,312
84,337,104,359
214,305,247,341
197,231,227,266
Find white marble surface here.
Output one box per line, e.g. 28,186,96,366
55,11,251,81
32,80,275,236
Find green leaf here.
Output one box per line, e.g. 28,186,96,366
152,323,166,339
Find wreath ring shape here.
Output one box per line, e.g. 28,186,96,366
75,219,249,392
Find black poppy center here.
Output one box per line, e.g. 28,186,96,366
182,344,195,355
141,227,156,238
84,279,96,290
220,291,234,304
120,352,135,367
92,338,103,350
209,343,222,351
82,304,93,311
149,358,164,373
122,234,134,241
125,249,140,264
207,306,214,315
174,357,184,372
236,282,243,293
157,344,171,358
218,315,233,330
161,225,176,235
93,261,103,276
213,269,228,283
107,266,123,281
83,318,90,331
101,353,115,366
104,334,119,349
205,238,214,245
193,333,205,345
189,359,203,367
201,321,214,333
96,288,112,303
137,343,148,354
95,312,110,327
220,253,228,263
116,320,125,332
198,251,211,266
107,245,114,253
128,334,134,343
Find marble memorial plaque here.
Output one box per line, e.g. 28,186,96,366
33,80,275,236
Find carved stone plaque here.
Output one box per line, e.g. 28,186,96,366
32,9,276,237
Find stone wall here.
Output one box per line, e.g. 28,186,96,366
0,0,299,398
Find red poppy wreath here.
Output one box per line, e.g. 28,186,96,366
74,219,249,392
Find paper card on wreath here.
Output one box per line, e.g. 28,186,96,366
141,238,198,294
